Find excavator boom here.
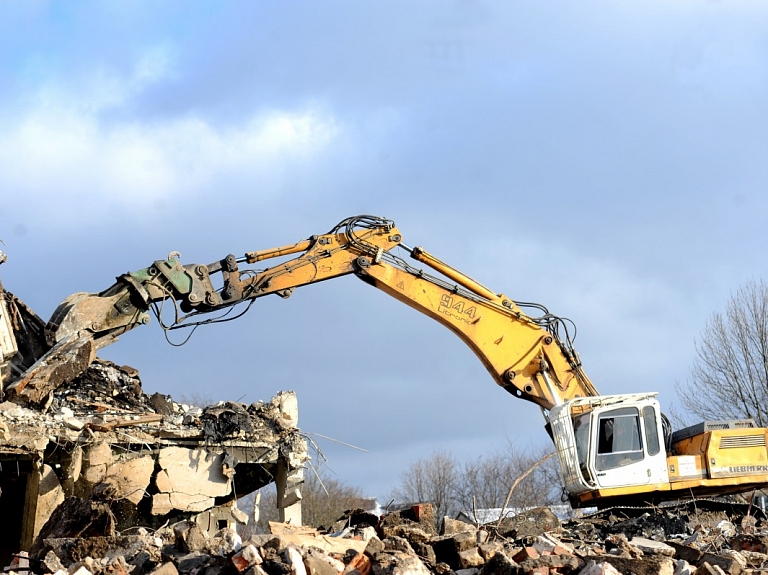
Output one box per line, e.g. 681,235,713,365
40,215,598,411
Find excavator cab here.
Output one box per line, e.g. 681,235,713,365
549,394,671,506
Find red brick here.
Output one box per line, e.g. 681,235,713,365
343,552,371,575
514,548,541,562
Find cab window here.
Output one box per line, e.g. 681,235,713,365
595,407,643,471
642,405,661,456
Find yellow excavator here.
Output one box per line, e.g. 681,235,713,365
1,215,767,508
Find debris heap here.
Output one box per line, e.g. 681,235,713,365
8,499,768,575
0,357,308,565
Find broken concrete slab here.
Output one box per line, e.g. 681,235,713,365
27,464,66,543
268,522,368,555
102,454,154,505
304,554,339,575
29,499,118,560
630,537,676,557
155,447,231,496
496,507,561,539
479,552,518,575
6,335,95,406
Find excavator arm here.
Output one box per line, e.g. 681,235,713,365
36,215,597,411
45,216,402,348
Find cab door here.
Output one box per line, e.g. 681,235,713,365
590,405,668,489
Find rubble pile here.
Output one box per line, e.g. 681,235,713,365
0,357,308,558
9,501,768,575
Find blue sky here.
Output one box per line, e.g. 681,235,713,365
1,1,767,499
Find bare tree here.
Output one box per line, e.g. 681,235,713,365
676,279,768,427
242,468,370,536
300,470,371,530
392,446,563,523
457,453,510,511
455,444,561,514
392,450,460,520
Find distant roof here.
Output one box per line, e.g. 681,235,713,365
456,505,596,525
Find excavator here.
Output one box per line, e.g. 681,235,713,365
1,214,767,508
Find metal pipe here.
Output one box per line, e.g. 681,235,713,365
408,246,499,301
244,240,312,264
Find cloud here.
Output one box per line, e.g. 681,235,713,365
0,46,340,220
447,235,694,396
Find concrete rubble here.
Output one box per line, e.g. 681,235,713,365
0,295,308,566
1,359,307,529
0,355,308,557
2,499,765,575
0,288,309,566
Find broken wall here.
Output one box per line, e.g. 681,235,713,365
0,360,308,559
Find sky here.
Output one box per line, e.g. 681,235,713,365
1,1,768,501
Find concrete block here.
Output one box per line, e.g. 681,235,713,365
304,555,340,575
384,536,415,555
282,546,307,575
722,551,748,570
103,455,154,505
173,521,208,553
699,563,728,575
81,441,113,487
175,553,209,573
411,541,436,565
518,554,583,574
630,538,676,557
458,548,485,569
674,559,693,575
432,531,479,570
364,537,385,557
580,561,624,575
478,542,504,561
702,553,744,575
441,517,477,536
667,542,704,565
31,464,66,540
369,552,431,575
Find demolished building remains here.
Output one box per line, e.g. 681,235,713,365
0,287,308,566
